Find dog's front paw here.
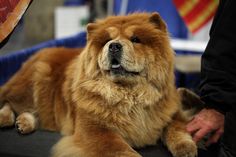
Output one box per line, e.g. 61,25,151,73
0,105,15,127
15,112,37,134
171,140,197,157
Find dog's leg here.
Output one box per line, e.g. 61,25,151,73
0,103,15,127
15,112,38,134
52,127,141,157
162,112,197,157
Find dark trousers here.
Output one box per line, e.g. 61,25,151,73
218,111,236,157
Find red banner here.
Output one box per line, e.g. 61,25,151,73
173,0,219,34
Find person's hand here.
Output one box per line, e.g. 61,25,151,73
186,108,225,146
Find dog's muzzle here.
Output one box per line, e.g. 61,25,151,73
107,42,139,76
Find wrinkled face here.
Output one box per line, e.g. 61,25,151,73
86,13,174,85
99,26,145,80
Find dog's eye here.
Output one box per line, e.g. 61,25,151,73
130,36,141,43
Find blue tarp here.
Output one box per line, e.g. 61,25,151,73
114,0,188,39
0,32,86,85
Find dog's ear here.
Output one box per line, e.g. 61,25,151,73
87,23,97,33
86,23,98,40
149,12,167,32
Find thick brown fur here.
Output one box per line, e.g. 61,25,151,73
0,13,197,157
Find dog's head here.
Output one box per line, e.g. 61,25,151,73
81,12,175,88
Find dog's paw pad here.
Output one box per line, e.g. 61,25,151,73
172,140,197,157
15,112,36,134
0,105,15,127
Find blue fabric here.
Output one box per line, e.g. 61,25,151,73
64,0,86,6
113,0,188,39
0,32,87,85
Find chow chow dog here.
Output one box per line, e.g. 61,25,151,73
0,13,197,157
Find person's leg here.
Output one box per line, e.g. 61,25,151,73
217,111,236,157
198,143,220,157
217,145,236,157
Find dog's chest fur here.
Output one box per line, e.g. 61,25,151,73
109,101,169,148
77,79,176,147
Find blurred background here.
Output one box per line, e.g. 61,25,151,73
0,0,218,54
0,0,219,91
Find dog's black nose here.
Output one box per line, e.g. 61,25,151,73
108,42,122,66
109,42,122,53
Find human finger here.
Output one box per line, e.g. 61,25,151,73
186,119,200,134
193,127,211,143
205,128,224,146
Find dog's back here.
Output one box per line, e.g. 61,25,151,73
0,47,81,133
